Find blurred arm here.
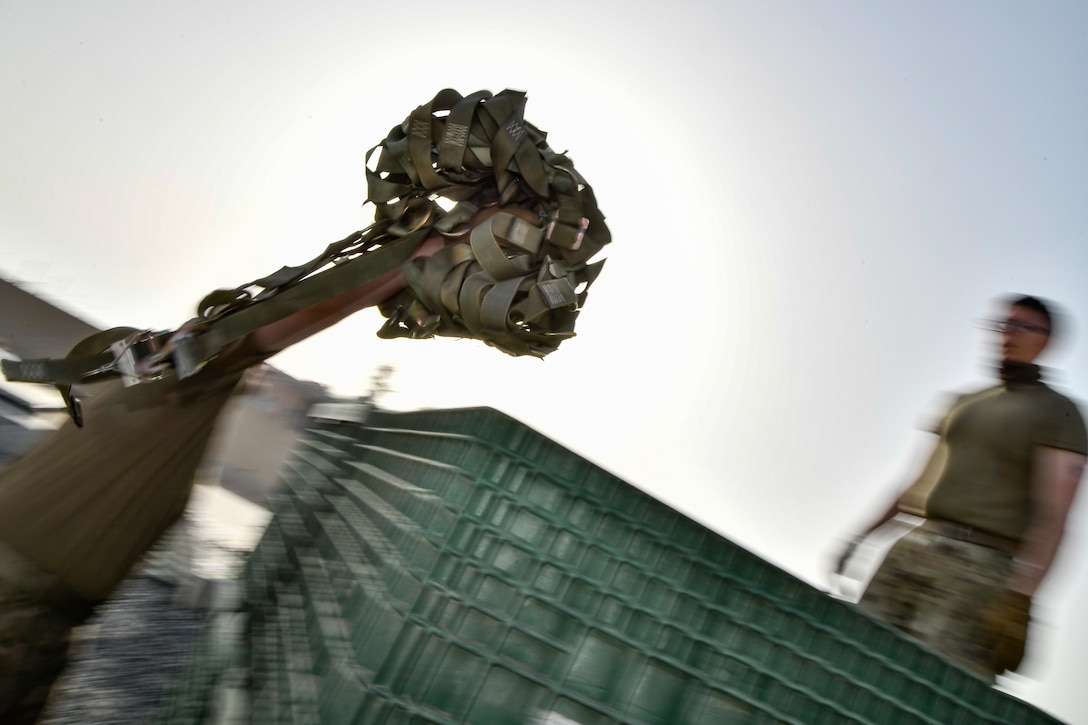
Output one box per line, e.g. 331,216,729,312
858,437,941,535
242,235,445,356
834,438,940,576
1009,446,1086,596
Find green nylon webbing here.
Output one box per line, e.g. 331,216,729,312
0,327,140,387
379,211,605,358
4,88,612,411
172,230,424,377
361,88,610,358
2,231,424,394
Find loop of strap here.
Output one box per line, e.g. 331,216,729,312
378,211,600,358
5,88,612,421
369,89,610,357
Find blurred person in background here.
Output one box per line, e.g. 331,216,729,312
836,295,1087,681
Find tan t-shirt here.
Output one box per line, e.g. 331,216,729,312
0,342,267,602
898,381,1088,541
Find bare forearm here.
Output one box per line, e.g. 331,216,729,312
244,234,445,355
1010,522,1065,597
1009,447,1085,596
244,267,407,355
859,437,943,535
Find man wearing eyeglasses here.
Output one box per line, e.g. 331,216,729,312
835,295,1087,681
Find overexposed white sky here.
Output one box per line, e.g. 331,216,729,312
3,2,1088,720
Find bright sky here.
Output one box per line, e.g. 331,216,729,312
3,1,1088,720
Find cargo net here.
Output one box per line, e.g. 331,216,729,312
367,89,610,358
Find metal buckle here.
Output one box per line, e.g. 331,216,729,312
170,330,204,380
109,330,172,387
545,216,590,251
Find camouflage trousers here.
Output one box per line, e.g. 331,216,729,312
858,527,1014,681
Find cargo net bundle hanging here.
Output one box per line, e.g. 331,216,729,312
1,88,612,421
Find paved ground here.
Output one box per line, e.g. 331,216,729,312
42,576,205,725
37,497,263,724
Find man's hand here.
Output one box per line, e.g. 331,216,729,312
980,590,1031,673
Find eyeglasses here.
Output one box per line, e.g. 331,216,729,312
977,319,1050,335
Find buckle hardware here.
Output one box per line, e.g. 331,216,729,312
545,216,590,251
109,330,172,387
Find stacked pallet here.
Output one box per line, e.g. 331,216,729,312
158,407,1059,724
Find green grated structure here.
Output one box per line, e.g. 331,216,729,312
157,407,1061,724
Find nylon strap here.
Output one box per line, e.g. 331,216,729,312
365,87,610,296
172,230,423,377
4,88,612,414
379,209,604,358
0,327,140,387
2,231,423,402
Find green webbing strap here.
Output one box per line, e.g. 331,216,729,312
0,328,133,387
4,87,612,415
379,212,605,358
0,326,141,427
368,89,610,358
1,231,424,410
171,230,424,377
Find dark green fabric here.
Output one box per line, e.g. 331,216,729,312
3,88,612,407
898,378,1088,540
367,89,610,358
170,230,424,378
